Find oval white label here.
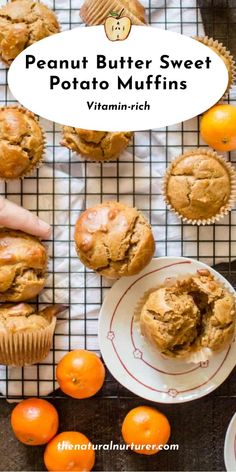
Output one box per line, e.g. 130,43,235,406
8,26,228,131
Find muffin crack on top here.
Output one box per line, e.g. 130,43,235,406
164,148,236,224
0,0,60,65
0,106,45,179
98,214,140,273
61,128,133,162
0,229,47,302
74,201,155,278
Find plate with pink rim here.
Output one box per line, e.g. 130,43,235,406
224,413,236,472
98,257,236,404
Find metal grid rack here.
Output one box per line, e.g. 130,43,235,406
0,0,235,399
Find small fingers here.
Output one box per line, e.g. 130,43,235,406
0,197,51,239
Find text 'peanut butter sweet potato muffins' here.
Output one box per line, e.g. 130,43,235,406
0,0,60,65
0,303,66,366
0,229,47,302
80,0,147,26
61,128,133,162
163,148,236,225
74,201,155,278
139,269,236,363
0,106,45,180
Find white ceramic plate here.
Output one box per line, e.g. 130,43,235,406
98,257,236,403
224,413,236,472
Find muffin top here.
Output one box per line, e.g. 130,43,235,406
75,201,155,278
0,303,64,334
61,128,133,162
0,107,44,180
165,150,232,221
140,269,236,358
80,0,146,26
0,0,60,65
0,229,47,302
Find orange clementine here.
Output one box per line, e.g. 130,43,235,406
44,431,95,472
121,406,171,455
200,104,236,151
56,349,105,399
11,398,59,446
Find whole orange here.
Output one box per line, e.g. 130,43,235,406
44,431,95,472
200,104,236,151
11,398,59,446
56,349,105,399
121,406,171,455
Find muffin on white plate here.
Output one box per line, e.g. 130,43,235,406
139,269,236,363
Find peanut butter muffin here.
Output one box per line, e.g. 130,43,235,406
0,0,60,65
163,148,236,225
75,201,155,278
0,303,66,365
0,229,47,302
80,0,146,26
0,106,45,180
61,128,133,162
140,269,236,361
195,37,235,96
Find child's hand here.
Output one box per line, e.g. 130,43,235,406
0,197,51,238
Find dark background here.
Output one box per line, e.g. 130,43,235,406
0,1,236,471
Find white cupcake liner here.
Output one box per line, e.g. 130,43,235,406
163,148,236,226
194,36,236,99
0,317,56,366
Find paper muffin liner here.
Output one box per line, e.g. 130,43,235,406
61,128,134,164
80,0,146,26
162,148,236,226
0,316,56,366
0,105,46,181
194,36,236,98
134,271,236,364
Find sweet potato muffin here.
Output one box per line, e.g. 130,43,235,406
0,106,45,180
0,229,47,302
0,0,60,65
195,37,235,96
0,303,66,365
80,0,147,26
61,128,133,162
164,149,236,225
74,201,155,278
140,269,236,360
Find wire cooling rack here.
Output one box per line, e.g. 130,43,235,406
0,0,235,399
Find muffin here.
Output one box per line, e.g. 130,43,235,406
61,128,133,162
80,0,146,26
140,269,236,362
0,229,47,302
163,148,236,225
0,106,45,180
0,0,60,65
74,201,155,278
195,37,235,97
0,303,66,366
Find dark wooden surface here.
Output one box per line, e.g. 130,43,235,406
1,3,236,471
